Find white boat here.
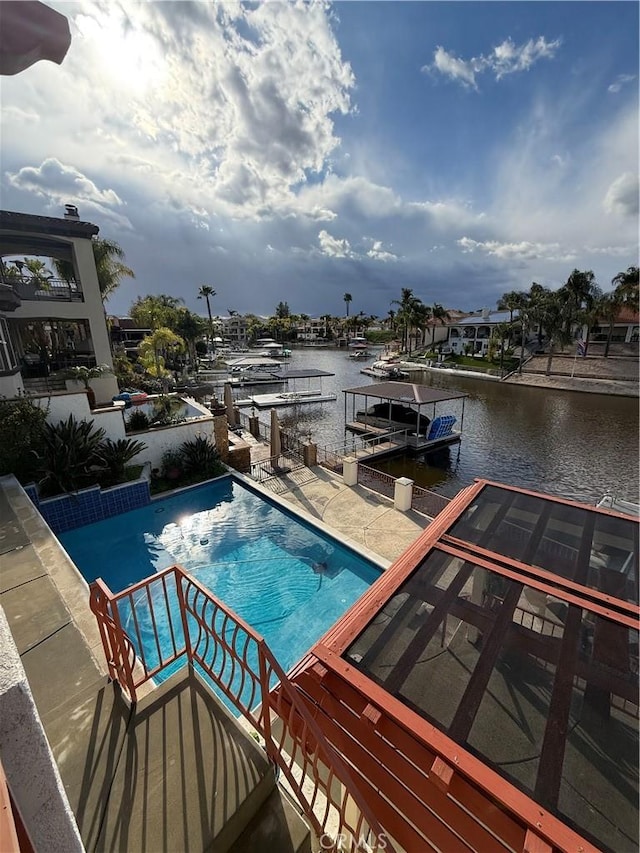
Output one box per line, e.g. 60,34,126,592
360,360,408,379
597,494,640,517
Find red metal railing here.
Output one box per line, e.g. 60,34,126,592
90,566,393,852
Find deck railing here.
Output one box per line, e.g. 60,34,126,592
411,484,451,517
358,464,396,500
89,566,393,852
9,276,84,302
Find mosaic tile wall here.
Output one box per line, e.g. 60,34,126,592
25,479,151,534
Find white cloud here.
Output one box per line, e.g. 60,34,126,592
7,157,122,207
367,240,398,262
457,237,572,262
318,229,354,258
3,1,355,222
608,74,636,94
426,36,561,89
430,46,479,89
603,172,639,217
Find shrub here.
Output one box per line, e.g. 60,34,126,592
100,438,147,485
149,395,184,426
160,447,184,479
34,414,106,495
0,398,48,484
180,436,223,478
126,408,150,432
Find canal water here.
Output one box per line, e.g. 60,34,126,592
251,347,639,505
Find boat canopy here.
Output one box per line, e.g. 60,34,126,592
343,380,466,406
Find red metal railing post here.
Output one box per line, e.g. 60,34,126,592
175,567,193,668
257,640,273,751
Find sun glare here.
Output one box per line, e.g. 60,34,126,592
75,11,166,95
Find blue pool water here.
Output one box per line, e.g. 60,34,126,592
60,476,381,676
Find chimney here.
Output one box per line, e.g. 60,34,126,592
64,204,79,219
481,307,490,320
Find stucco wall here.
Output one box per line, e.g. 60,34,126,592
30,391,216,471
130,418,215,470
0,608,84,852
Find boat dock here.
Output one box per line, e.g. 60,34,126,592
343,380,467,455
234,368,336,408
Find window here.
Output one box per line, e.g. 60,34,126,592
0,318,18,372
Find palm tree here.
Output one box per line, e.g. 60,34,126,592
55,238,134,302
197,285,216,355
561,269,598,336
130,294,184,330
611,266,639,307
24,258,54,289
392,288,422,353
343,293,352,318
490,322,511,376
540,291,573,375
138,327,185,390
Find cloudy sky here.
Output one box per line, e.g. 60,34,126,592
1,1,638,320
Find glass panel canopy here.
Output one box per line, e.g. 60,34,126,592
345,544,639,853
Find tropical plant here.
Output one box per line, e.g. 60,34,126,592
596,266,640,357
611,265,639,307
138,327,185,388
560,269,599,336
129,294,184,331
23,258,54,289
54,237,134,302
198,285,217,353
148,394,184,426
539,292,573,375
34,415,107,495
99,438,146,484
343,292,352,318
160,447,185,480
65,363,113,408
180,435,223,478
0,398,49,484
126,408,150,432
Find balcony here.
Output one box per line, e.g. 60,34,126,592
9,276,84,303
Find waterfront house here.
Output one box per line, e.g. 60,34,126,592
444,308,516,356
0,208,119,401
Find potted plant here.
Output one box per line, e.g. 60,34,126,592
65,364,112,409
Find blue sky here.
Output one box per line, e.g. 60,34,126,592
1,1,637,321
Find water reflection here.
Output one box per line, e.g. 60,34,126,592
254,348,639,505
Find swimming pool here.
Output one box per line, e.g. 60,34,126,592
60,476,382,676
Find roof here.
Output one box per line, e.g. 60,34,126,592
0,209,98,239
289,480,638,853
343,380,467,405
454,310,514,326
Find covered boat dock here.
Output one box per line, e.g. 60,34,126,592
344,380,467,453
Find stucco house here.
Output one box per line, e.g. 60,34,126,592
0,207,119,402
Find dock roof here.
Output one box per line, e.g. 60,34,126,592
343,380,466,405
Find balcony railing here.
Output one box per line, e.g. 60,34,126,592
6,277,83,303
90,566,393,852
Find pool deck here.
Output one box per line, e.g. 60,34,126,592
0,460,430,850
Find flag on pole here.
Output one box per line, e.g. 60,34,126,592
576,338,587,357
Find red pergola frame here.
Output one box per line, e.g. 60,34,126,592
291,478,638,852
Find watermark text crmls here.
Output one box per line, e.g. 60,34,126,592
318,831,390,851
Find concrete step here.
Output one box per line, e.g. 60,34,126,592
228,786,313,853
